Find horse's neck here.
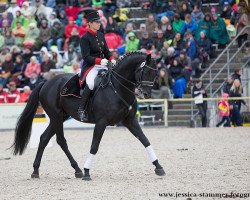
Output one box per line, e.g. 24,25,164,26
114,60,137,83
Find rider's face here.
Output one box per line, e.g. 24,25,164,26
89,21,101,31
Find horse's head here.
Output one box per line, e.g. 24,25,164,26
135,54,157,99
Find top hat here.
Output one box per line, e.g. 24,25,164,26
84,10,100,22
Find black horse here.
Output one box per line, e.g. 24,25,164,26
12,52,165,180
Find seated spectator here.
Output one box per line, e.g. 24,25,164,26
12,54,26,86
123,22,134,41
160,41,171,61
163,47,176,69
113,8,129,26
50,11,59,26
195,13,212,40
138,31,153,50
6,1,19,18
0,83,7,103
196,31,212,68
180,14,198,36
223,75,233,94
26,72,44,90
24,56,41,79
136,23,147,40
159,16,170,33
68,28,81,51
154,30,166,52
106,16,118,34
20,1,33,17
22,45,34,65
40,54,56,80
78,18,88,37
5,81,20,103
0,13,11,29
51,46,63,69
12,21,26,47
178,1,192,20
23,15,36,29
11,10,25,30
125,32,139,52
191,4,204,23
210,13,229,48
39,19,51,48
75,13,84,27
176,50,192,82
185,31,198,60
102,0,116,17
58,10,68,26
172,32,185,56
33,0,53,20
236,7,249,51
92,0,104,10
145,13,158,38
36,12,47,28
23,23,40,49
229,79,248,126
10,46,22,62
172,13,185,34
3,29,16,48
0,19,11,36
168,59,186,98
220,1,233,19
19,85,32,102
98,10,107,29
63,44,78,66
105,32,123,50
0,53,14,86
65,5,81,20
47,20,64,51
164,24,176,42
151,68,172,99
64,17,78,40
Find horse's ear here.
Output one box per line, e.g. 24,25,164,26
146,54,151,63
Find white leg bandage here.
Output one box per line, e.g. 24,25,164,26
84,153,95,169
146,145,157,162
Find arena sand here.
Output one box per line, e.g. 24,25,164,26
0,127,249,200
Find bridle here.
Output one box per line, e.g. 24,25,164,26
111,61,157,94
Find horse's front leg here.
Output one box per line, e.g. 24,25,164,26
122,117,165,176
82,121,107,181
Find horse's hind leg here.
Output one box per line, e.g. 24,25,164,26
53,119,83,178
32,123,55,178
122,117,165,176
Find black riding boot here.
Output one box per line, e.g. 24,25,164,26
77,85,91,121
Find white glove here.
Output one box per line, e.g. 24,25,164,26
101,58,109,66
111,59,116,65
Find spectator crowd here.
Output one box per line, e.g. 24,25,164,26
0,0,249,105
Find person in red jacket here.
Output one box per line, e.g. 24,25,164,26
5,81,20,103
0,83,8,103
19,86,32,103
216,93,231,127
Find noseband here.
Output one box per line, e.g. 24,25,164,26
135,61,157,88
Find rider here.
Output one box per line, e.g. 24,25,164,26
78,10,116,121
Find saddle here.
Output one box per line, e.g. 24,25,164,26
60,70,109,98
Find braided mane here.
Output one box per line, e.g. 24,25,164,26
116,51,146,66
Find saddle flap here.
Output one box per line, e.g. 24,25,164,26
61,74,82,98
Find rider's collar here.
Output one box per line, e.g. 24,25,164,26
87,28,97,36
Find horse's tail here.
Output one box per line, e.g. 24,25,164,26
12,82,45,155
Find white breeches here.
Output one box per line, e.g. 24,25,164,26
86,65,108,90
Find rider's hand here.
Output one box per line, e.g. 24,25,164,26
111,59,116,65
101,58,109,66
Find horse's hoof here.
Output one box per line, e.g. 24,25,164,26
155,168,166,176
75,172,84,178
82,175,91,181
31,173,40,179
